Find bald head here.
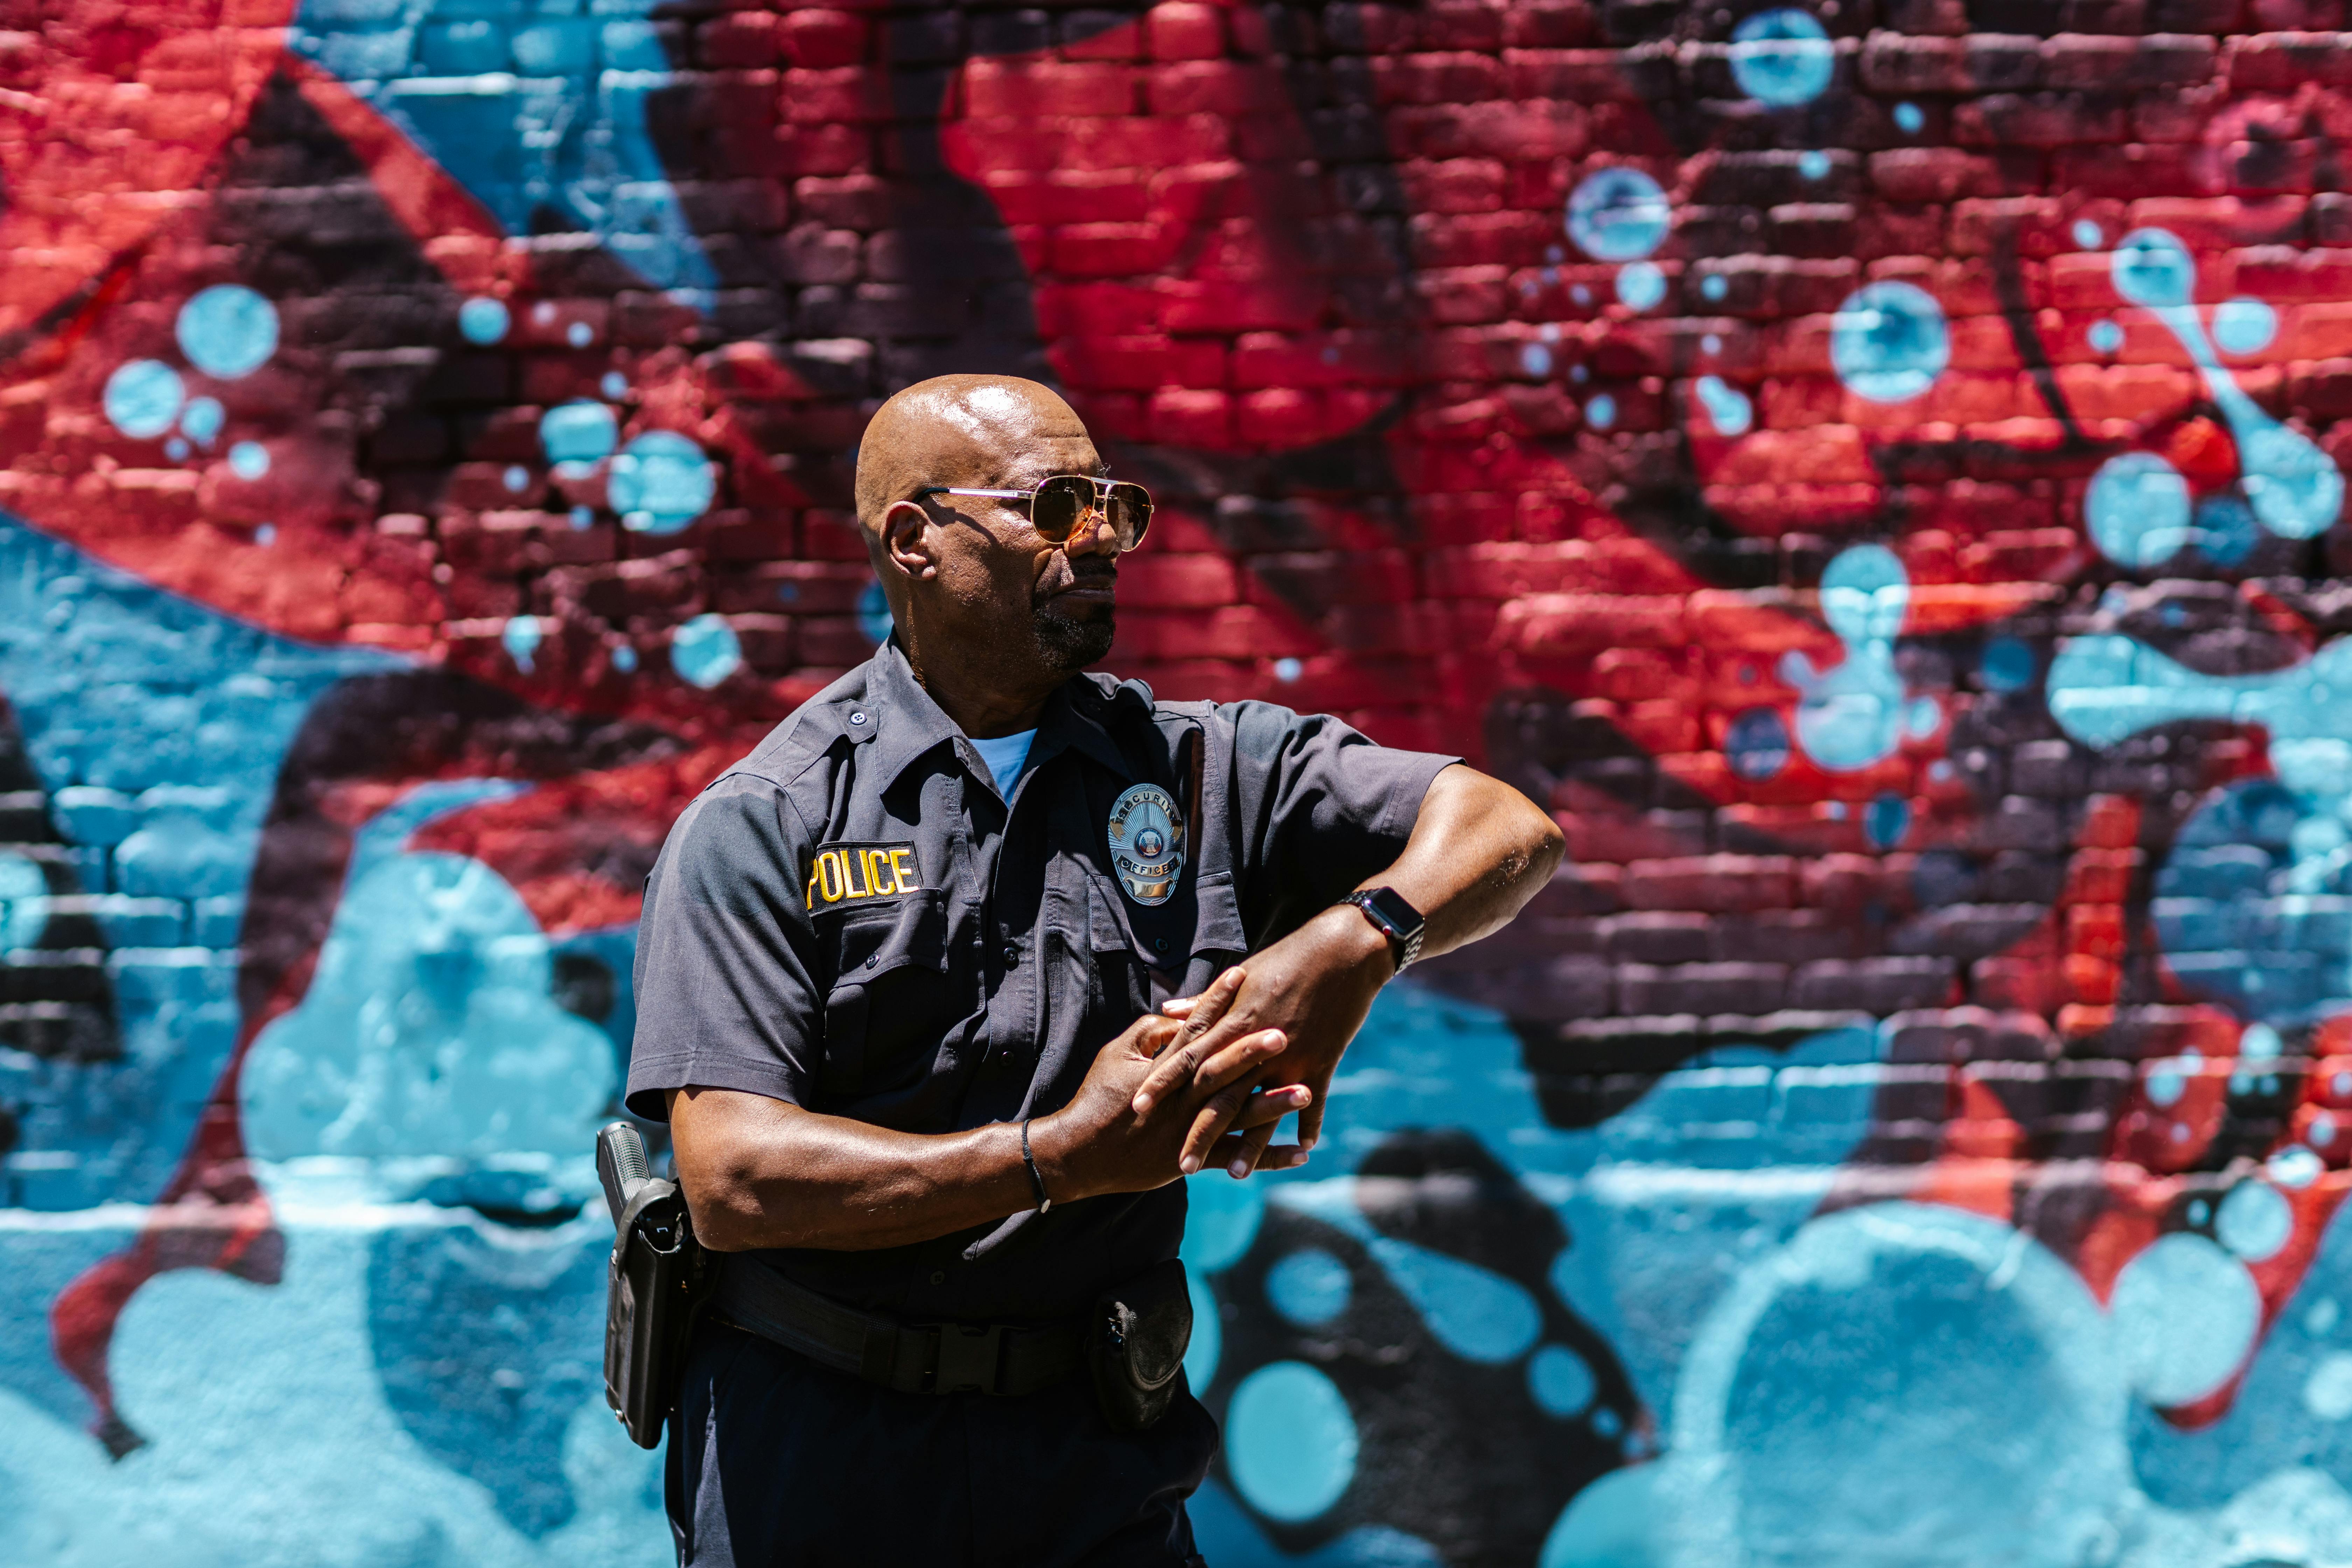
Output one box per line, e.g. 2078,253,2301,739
854,374,1089,546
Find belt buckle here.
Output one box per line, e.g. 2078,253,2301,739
929,1321,1008,1395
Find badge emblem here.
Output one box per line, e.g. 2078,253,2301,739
1107,783,1186,906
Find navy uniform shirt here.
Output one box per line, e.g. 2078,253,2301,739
626,638,1456,1325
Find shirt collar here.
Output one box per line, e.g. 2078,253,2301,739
854,638,1134,791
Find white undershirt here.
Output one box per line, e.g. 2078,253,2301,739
968,729,1036,799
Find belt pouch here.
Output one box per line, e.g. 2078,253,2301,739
1086,1258,1192,1432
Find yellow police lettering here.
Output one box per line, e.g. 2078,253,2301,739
806,844,919,909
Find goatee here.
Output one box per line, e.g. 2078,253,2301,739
1034,605,1114,672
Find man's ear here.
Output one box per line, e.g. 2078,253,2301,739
882,498,937,580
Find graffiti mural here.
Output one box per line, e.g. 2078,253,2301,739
15,1,2352,1563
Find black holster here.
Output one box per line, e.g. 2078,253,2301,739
598,1122,712,1449
1086,1258,1193,1432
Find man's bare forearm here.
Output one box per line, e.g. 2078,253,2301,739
1365,763,1564,958
669,1086,1036,1252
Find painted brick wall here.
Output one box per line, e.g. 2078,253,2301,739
6,1,2352,1564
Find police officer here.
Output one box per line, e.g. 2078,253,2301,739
626,374,1563,1566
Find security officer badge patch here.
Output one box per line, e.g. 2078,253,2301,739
1107,782,1186,906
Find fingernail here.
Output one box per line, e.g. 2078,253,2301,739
1180,1155,1200,1175
1133,1094,1152,1114
1228,1160,1250,1178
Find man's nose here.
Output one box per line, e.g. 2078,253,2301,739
1066,498,1119,556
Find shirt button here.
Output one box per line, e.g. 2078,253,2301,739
1001,943,1020,966
848,710,868,727
930,1271,946,1286
865,955,878,970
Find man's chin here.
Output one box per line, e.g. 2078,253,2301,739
1033,605,1115,671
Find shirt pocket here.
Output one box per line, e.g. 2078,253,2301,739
819,888,950,1096
1083,869,1246,1017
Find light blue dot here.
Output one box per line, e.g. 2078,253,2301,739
165,438,189,461
671,613,742,688
1225,1362,1359,1523
2088,318,2124,354
228,441,270,480
459,296,510,345
611,430,717,533
1527,1345,1595,1418
2086,450,2192,568
2194,494,2259,566
502,464,530,494
1726,707,1790,780
0,851,51,950
1591,1406,1623,1438
1702,333,1723,353
1696,374,1753,435
1730,9,1835,106
566,320,593,348
1570,363,1590,383
612,643,638,673
1266,1248,1352,1328
501,616,542,674
180,395,224,446
1521,342,1554,377
104,360,184,439
1865,792,1912,849
2112,228,2196,309
2216,1181,2293,1263
1981,636,2035,692
1274,657,1303,681
1566,167,1671,262
1831,281,1949,402
1798,149,1831,180
176,285,278,379
2314,1112,2340,1149
1571,284,1593,307
539,400,618,467
1364,1234,1541,1363
2074,219,2105,250
1616,261,1666,311
857,579,895,646
2213,296,2278,355
601,371,628,399
2111,1233,2261,1405
1894,101,1923,133
2147,1054,2191,1108
1702,273,1730,302
1586,393,1617,429
2272,1146,2325,1189
254,524,276,546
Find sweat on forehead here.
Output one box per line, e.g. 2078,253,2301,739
853,373,1086,532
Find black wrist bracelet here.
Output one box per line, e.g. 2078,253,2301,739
1020,1118,1052,1214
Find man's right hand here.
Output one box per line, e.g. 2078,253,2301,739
1028,966,1307,1203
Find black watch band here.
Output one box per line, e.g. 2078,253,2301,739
1340,887,1424,975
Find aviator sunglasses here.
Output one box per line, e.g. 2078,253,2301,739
914,475,1153,553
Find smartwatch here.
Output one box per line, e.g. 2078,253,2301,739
1340,887,1425,975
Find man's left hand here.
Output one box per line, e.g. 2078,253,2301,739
1130,903,1394,1177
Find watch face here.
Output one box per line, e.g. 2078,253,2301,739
1362,887,1422,937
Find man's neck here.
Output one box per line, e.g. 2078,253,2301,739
900,640,1057,739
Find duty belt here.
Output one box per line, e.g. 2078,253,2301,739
713,1255,1086,1397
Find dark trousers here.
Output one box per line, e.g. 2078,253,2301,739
666,1320,1218,1567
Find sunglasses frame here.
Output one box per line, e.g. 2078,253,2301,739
914,475,1152,552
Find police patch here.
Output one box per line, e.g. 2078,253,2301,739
1107,783,1185,906
805,842,921,911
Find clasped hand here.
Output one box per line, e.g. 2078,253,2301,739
1030,965,1309,1201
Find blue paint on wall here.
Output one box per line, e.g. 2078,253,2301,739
288,0,719,295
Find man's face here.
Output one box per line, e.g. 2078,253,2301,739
927,424,1121,679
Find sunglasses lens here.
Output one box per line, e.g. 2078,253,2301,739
1107,483,1153,551
1031,476,1090,541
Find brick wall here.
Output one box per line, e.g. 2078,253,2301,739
4,1,2352,1563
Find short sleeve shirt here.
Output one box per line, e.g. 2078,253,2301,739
625,640,1457,1323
